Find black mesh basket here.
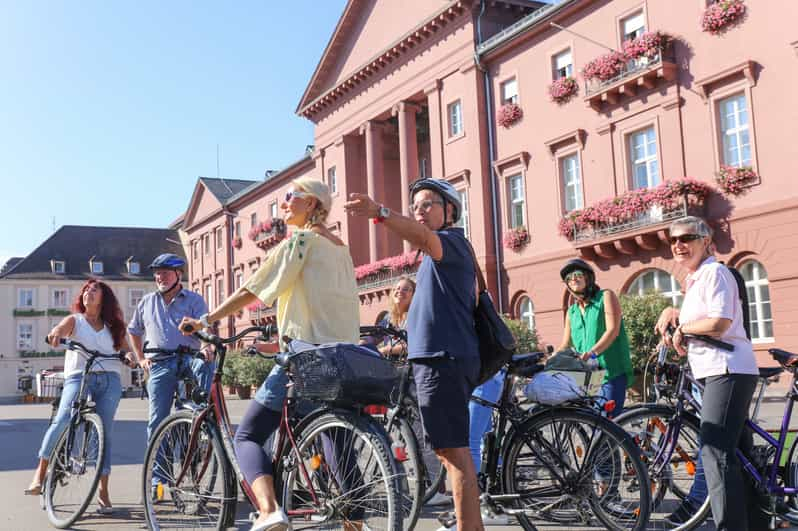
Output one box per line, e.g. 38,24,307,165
287,343,400,406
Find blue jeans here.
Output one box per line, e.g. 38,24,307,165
599,373,627,419
254,364,290,411
38,372,122,476
468,370,504,471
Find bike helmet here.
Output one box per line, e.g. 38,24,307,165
409,178,461,225
559,258,595,281
148,253,186,271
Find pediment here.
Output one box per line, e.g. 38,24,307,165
183,181,224,229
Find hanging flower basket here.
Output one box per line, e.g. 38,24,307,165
249,218,287,250
496,103,523,128
581,50,627,82
354,251,422,283
701,0,746,35
548,77,578,104
715,165,758,196
233,236,242,249
503,226,529,252
621,31,671,61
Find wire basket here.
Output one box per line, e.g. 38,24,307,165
36,372,65,399
287,343,400,406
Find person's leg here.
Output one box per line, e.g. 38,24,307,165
437,447,484,531
468,371,502,472
699,373,757,531
600,373,627,420
188,356,214,394
595,374,627,494
147,358,178,486
90,372,122,505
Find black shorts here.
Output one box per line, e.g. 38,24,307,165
411,355,479,450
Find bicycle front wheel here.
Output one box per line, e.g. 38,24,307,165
385,414,423,531
45,412,105,528
278,410,403,531
502,407,651,531
142,410,236,530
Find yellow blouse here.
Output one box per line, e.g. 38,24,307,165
243,230,359,349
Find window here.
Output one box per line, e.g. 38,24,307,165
553,49,573,79
500,78,518,104
17,323,33,350
269,203,278,220
627,269,683,307
560,154,583,212
52,260,65,274
128,261,140,274
18,288,34,308
203,233,210,255
629,127,659,189
447,100,463,138
621,11,646,41
217,277,224,304
234,221,241,238
507,174,525,228
235,271,243,290
419,158,428,179
52,289,68,308
740,260,773,341
204,284,213,309
215,227,223,251
192,240,199,260
250,212,258,228
327,166,337,194
91,261,104,274
718,93,751,168
518,296,535,331
129,288,144,308
453,189,470,240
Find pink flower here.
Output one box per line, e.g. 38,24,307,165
716,165,757,196
581,51,627,82
621,31,669,60
496,103,523,128
503,226,529,251
548,77,579,104
701,0,746,34
355,251,422,281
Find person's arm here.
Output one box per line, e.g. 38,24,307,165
206,288,258,324
47,315,76,348
128,332,150,370
556,312,573,353
344,193,443,261
582,290,622,361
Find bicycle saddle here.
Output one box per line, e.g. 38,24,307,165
770,348,798,369
507,352,545,378
758,366,784,379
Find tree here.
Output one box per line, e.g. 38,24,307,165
502,316,540,353
619,292,673,373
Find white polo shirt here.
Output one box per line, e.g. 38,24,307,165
680,256,758,379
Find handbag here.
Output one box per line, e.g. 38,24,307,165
465,242,517,385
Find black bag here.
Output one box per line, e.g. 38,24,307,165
726,265,752,340
465,243,517,385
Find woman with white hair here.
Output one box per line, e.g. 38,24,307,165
181,177,359,531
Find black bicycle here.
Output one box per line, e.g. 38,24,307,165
41,337,128,529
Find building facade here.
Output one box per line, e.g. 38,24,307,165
0,226,184,399
182,0,798,369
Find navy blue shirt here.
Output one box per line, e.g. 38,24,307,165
406,227,479,360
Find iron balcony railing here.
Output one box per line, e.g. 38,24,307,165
584,46,672,97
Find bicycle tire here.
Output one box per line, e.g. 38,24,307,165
502,407,651,531
45,412,105,529
142,410,236,530
616,404,711,531
386,415,423,531
276,410,403,531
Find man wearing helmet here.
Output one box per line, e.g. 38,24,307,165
127,254,214,457
345,179,483,530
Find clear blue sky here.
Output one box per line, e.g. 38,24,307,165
0,0,347,266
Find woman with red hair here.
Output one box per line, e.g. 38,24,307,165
25,279,135,514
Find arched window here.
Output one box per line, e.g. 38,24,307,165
518,296,535,331
627,269,683,307
740,260,773,341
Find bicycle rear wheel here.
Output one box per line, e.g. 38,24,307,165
385,415,423,531
142,410,235,530
502,407,651,531
278,410,403,531
45,412,105,529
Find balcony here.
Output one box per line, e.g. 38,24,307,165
247,303,275,325
250,219,287,252
584,46,677,111
356,251,421,302
13,308,45,317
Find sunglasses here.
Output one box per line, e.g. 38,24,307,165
285,190,310,202
669,234,703,245
408,199,443,214
565,271,586,282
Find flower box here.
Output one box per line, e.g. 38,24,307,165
250,218,287,250
355,251,422,290
13,309,45,317
233,236,242,249
47,309,70,317
701,0,746,35
581,50,628,83
496,103,523,128
503,226,529,252
548,77,578,104
716,165,758,196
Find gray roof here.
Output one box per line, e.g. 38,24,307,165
0,226,184,281
198,177,257,203
0,257,24,276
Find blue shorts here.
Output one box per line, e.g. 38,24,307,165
412,355,479,450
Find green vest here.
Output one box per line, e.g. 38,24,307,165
567,290,634,384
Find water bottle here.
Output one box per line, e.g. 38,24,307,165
586,352,600,371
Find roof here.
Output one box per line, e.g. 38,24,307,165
198,177,257,203
0,226,184,281
0,257,23,276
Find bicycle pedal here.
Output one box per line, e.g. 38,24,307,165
249,511,260,523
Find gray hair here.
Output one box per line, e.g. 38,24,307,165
669,216,713,238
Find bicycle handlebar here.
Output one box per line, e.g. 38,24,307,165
45,336,126,361
187,324,277,347
359,325,407,342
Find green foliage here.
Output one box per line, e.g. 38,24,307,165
502,316,540,353
235,352,275,388
47,309,70,316
221,351,240,387
619,292,673,372
13,309,45,317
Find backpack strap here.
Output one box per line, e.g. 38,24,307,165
719,261,752,340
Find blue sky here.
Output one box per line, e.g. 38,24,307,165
0,0,347,266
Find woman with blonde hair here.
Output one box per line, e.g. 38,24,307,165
181,177,360,531
366,275,415,358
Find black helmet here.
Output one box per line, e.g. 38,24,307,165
409,178,461,224
149,253,186,271
559,258,594,281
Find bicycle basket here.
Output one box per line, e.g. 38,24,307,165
287,343,400,406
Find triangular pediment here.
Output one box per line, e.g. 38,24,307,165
183,181,224,229
297,0,453,113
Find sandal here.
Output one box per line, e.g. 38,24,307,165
96,498,115,515
24,483,42,496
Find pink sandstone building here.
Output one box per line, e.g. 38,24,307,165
178,0,798,368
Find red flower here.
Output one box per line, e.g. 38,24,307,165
701,0,746,35
716,165,757,196
496,103,523,128
503,226,529,252
355,251,422,281
581,51,627,82
548,77,578,104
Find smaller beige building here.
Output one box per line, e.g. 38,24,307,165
0,225,184,400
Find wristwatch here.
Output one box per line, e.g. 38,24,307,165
374,205,390,224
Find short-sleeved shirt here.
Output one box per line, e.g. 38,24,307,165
243,230,359,349
406,227,478,360
680,256,758,379
127,288,208,355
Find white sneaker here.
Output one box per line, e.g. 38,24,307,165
426,491,453,506
250,508,291,531
482,510,510,526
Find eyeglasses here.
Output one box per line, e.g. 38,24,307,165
394,286,414,294
408,199,443,214
669,234,703,245
285,190,309,202
565,271,586,282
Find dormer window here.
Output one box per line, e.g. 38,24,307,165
90,258,104,275
51,260,65,274
127,258,140,275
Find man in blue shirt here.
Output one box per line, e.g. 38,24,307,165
345,179,482,531
128,253,214,496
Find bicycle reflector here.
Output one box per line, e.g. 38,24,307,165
686,461,696,476
310,455,323,470
393,446,408,462
604,400,616,413
363,405,388,416
156,483,164,501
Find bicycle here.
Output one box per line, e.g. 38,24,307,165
616,331,798,530
141,325,403,530
40,336,128,529
455,350,652,530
